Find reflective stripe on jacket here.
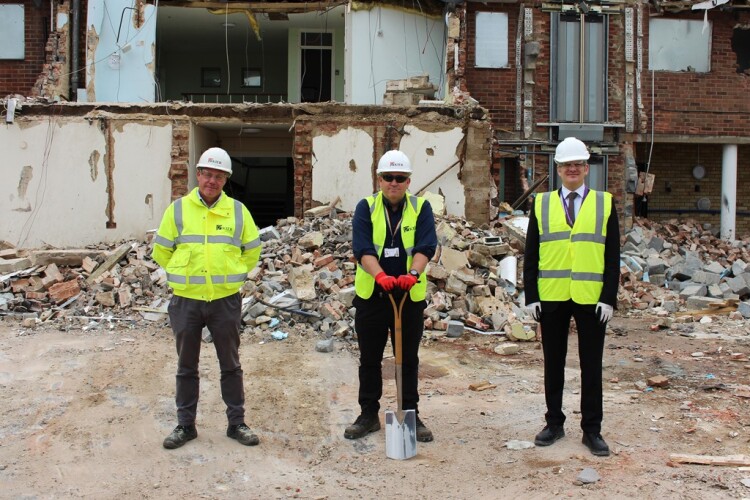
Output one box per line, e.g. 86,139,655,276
151,188,261,301
354,192,427,301
536,189,612,304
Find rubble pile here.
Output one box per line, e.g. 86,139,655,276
620,218,750,320
2,213,750,338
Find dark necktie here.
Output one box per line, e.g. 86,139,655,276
566,192,578,226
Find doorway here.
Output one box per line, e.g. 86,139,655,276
300,32,333,102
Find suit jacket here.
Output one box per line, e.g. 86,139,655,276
523,188,620,308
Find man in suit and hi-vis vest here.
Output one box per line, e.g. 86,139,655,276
523,137,620,457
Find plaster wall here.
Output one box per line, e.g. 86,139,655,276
346,6,446,104
399,124,465,216
1,118,173,248
85,0,157,102
311,127,375,210
310,125,464,215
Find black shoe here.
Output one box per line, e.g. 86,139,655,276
163,424,197,449
344,413,381,439
534,425,565,446
415,415,434,443
227,423,260,446
582,432,610,456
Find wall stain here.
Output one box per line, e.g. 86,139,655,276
89,151,100,181
17,165,33,198
426,147,434,156
349,159,357,172
13,165,33,212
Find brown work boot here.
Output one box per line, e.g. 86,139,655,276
415,415,434,442
344,413,381,439
163,424,197,449
227,423,260,446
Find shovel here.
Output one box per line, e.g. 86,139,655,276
385,291,417,460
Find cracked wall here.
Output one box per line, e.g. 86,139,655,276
1,117,173,248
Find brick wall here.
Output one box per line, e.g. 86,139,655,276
640,11,750,136
169,120,190,200
0,0,89,98
635,143,750,236
464,3,520,133
0,0,50,96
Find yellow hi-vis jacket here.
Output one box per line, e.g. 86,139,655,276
151,188,261,301
355,192,427,302
535,189,612,304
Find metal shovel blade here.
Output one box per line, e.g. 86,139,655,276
385,409,417,460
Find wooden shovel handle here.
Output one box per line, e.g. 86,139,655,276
388,292,408,365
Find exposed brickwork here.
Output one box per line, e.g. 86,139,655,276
169,120,190,200
635,143,750,235
1,0,89,98
464,3,520,133
291,117,493,224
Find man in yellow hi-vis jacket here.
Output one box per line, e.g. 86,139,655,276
152,147,261,450
523,137,620,457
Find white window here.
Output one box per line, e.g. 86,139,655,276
475,12,508,68
649,19,711,72
0,4,25,60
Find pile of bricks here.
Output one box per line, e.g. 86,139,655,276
3,211,750,336
383,75,438,106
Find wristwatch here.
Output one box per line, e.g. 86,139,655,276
409,269,419,277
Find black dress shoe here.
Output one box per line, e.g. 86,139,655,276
534,425,565,446
582,432,610,456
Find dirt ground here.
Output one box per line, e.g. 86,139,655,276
1,311,750,499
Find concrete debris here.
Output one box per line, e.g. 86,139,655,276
576,468,601,484
2,212,750,354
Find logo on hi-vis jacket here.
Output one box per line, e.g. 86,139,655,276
216,224,234,233
403,225,415,233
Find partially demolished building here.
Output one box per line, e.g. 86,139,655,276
1,0,749,247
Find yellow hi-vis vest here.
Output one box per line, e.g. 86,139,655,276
536,189,612,304
354,192,427,301
151,188,261,301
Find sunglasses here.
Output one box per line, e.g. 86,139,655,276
381,174,410,183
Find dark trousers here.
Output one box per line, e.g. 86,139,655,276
353,293,426,415
539,300,605,433
168,293,245,426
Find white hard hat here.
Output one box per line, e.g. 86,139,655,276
376,150,412,174
554,137,590,164
197,147,232,175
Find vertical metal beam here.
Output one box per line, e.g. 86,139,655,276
720,144,738,241
578,14,585,122
70,0,80,100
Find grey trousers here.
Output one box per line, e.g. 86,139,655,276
168,293,245,426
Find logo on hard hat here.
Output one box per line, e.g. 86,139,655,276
389,161,404,167
208,158,220,165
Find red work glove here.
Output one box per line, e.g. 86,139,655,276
396,274,418,291
374,272,397,291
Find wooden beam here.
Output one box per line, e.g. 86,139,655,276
669,454,750,466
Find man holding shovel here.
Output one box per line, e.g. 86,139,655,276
523,137,620,457
345,149,438,443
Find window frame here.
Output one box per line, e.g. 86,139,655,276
241,68,262,88
474,11,509,69
549,12,608,123
201,67,222,88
